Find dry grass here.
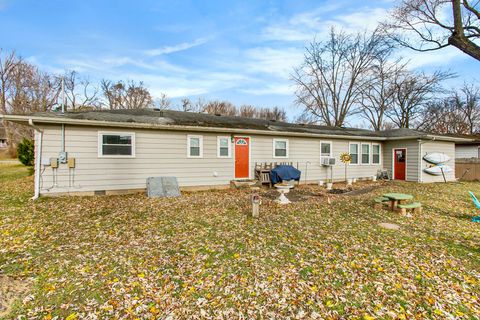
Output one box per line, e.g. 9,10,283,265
1,163,479,319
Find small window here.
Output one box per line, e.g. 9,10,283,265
217,136,231,158
187,135,203,158
349,143,359,164
320,141,332,159
273,139,288,158
98,132,135,157
372,143,381,164
361,143,370,164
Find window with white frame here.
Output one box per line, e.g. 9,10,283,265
361,143,370,164
349,142,359,164
372,143,381,164
98,132,135,157
217,136,231,158
273,139,288,158
320,141,332,160
187,135,203,158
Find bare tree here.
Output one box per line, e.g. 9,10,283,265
382,0,480,61
238,104,256,118
64,70,100,110
0,50,22,154
292,28,390,126
203,100,237,116
101,79,153,109
386,70,452,128
420,96,470,133
256,106,287,121
459,82,480,133
359,55,407,130
155,92,171,110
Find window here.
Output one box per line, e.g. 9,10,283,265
320,141,332,160
217,136,231,158
98,132,135,157
372,143,381,164
187,135,203,158
361,143,370,164
273,139,288,158
349,143,359,164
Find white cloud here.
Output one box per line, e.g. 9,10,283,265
397,46,466,69
261,5,388,42
240,83,294,96
243,47,304,78
143,37,210,57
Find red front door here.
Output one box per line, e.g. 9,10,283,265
234,137,249,179
394,148,406,180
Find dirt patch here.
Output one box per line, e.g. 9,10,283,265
0,275,31,317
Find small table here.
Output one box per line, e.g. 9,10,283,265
383,193,413,211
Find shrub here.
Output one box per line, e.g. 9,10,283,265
17,138,34,167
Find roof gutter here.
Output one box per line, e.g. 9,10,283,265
1,114,387,141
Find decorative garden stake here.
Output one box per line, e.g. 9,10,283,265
251,187,260,217
340,152,352,184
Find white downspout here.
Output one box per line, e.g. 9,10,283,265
29,119,43,200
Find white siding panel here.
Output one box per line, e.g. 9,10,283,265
455,145,479,158
37,125,386,195
421,140,456,182
383,140,419,182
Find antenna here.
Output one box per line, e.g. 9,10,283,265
61,76,65,114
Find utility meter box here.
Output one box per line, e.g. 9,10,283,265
58,151,68,164
50,158,59,168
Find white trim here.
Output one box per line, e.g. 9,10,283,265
217,136,231,158
234,136,252,179
98,131,135,158
392,147,408,180
372,143,381,165
187,134,203,158
349,142,359,165
273,138,289,158
320,140,333,159
361,142,371,165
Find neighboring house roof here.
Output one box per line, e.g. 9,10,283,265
0,109,473,142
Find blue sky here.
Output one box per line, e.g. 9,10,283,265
0,0,478,123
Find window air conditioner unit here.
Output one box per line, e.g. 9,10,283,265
321,157,336,166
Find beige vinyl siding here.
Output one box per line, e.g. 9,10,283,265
383,140,419,182
455,145,479,159
38,125,234,194
421,140,456,182
37,125,385,195
250,137,382,183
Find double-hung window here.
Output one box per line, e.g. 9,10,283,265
372,143,381,164
349,142,359,165
98,132,135,157
187,135,203,158
217,136,231,158
320,141,332,161
361,143,370,164
273,139,289,158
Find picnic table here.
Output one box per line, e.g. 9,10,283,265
383,193,413,211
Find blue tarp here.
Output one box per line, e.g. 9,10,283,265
270,165,301,184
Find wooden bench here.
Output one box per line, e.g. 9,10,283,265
397,202,422,215
254,162,299,187
374,197,390,209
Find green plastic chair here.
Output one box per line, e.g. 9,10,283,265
468,191,480,222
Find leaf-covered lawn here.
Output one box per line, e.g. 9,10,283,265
1,162,479,319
